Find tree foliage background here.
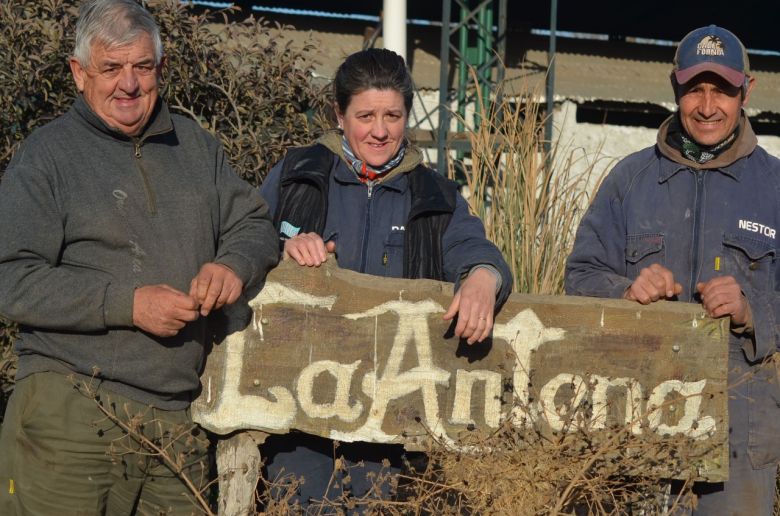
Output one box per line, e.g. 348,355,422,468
0,0,331,418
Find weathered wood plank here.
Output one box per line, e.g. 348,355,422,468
194,259,729,481
216,432,264,516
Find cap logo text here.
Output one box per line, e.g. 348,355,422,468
697,36,725,56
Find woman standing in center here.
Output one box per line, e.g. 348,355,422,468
260,48,512,510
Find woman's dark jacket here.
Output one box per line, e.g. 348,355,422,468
260,135,512,307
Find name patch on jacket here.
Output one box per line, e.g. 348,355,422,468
738,219,776,239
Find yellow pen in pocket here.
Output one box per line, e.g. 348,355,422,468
714,256,721,271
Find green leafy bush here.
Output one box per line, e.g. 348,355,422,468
0,0,329,419
0,0,78,169
153,0,331,186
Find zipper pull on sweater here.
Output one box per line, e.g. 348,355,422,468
134,141,141,158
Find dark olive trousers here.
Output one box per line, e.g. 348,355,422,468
0,371,210,515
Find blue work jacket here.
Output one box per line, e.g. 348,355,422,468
566,115,780,467
260,141,512,307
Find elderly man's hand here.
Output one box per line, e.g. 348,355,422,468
133,285,199,337
283,233,336,266
189,262,243,316
624,263,682,304
442,267,498,345
697,276,750,326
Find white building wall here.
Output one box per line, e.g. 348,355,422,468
409,92,780,181
553,100,780,190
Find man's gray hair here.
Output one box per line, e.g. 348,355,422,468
73,0,163,66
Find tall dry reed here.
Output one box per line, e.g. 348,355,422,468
451,70,608,295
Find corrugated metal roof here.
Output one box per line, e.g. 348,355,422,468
267,22,780,116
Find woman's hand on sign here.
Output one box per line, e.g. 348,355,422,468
443,267,498,345
284,233,336,267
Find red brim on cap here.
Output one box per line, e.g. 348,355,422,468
675,62,745,87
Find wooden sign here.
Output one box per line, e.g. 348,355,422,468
193,259,729,481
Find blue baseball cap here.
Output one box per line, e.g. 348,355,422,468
673,25,750,87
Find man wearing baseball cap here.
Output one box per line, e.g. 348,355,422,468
566,25,780,513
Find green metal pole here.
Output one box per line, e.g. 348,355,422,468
457,3,469,133
437,0,452,174
544,0,558,161
481,7,493,125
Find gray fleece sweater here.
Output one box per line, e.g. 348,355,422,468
0,97,279,409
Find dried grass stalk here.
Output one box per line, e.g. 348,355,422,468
450,68,608,295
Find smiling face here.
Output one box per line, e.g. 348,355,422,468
677,71,754,146
69,32,161,137
337,88,408,168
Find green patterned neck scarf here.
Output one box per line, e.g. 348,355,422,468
666,114,739,164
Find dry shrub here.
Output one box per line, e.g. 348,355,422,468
379,371,729,514
393,419,703,515
267,387,716,515
256,474,305,515
451,70,609,295
152,0,330,186
0,0,78,170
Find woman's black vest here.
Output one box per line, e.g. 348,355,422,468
273,143,457,281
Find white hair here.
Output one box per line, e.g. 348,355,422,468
73,0,163,66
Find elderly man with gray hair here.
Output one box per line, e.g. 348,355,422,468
0,0,278,513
